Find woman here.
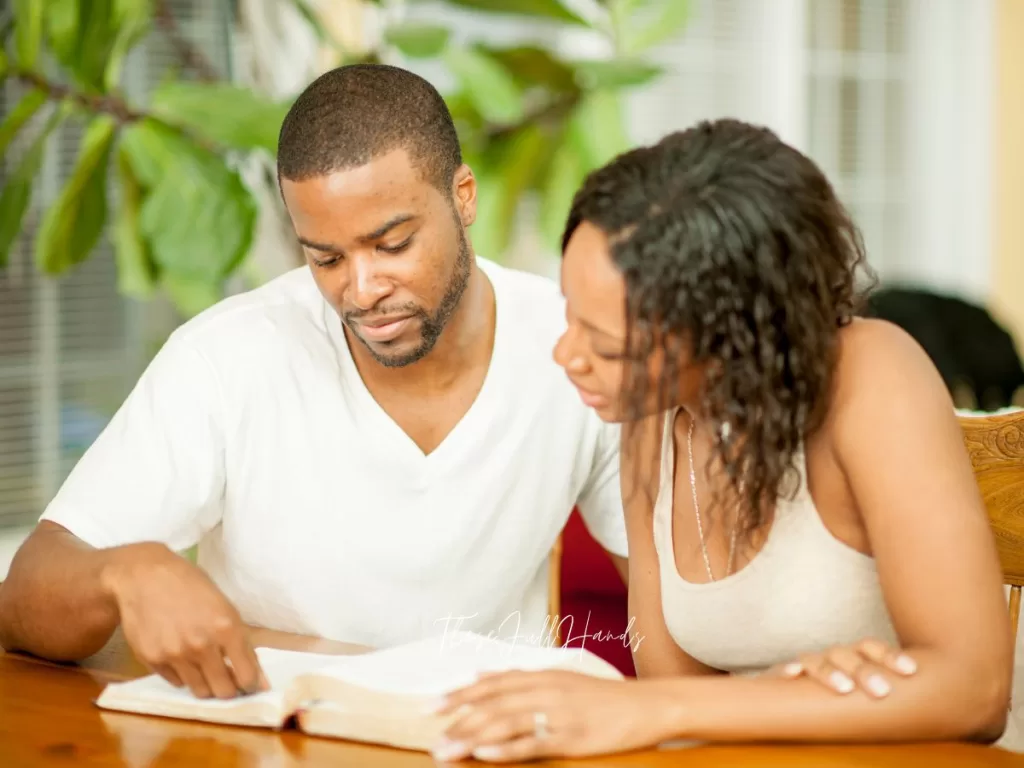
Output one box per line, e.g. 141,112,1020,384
431,119,1014,762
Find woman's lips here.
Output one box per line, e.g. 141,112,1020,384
573,383,609,408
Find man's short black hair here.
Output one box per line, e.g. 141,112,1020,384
277,63,463,193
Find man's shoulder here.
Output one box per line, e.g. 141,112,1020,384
479,257,567,343
168,266,326,352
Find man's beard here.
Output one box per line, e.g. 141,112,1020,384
347,226,473,368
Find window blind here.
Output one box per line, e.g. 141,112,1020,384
805,0,910,278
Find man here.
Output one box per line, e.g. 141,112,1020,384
0,64,627,700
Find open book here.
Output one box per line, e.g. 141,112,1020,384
94,631,624,752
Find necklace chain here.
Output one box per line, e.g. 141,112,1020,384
686,417,737,582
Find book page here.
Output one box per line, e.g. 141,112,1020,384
314,630,610,697
97,646,342,712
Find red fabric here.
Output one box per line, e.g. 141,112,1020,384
558,509,635,677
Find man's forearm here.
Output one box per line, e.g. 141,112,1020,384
646,649,1008,745
0,527,122,661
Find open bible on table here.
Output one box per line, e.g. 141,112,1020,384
94,630,624,752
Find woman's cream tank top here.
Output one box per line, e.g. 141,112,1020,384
651,408,899,674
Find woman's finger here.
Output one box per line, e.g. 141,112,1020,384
856,637,917,676
435,671,550,715
470,736,548,764
823,646,894,698
798,651,856,694
443,692,545,743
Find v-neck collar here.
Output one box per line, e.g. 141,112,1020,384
323,258,509,482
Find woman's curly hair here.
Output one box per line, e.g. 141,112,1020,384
562,118,875,542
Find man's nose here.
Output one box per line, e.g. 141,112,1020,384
348,256,393,311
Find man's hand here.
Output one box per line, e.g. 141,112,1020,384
102,543,268,699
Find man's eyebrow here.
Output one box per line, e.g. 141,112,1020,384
360,214,416,242
297,236,340,253
297,215,417,253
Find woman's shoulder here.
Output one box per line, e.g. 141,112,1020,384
826,317,956,444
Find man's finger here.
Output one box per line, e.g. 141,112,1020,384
222,632,266,694
173,660,213,699
151,664,184,688
196,645,242,700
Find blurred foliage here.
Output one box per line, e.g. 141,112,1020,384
0,0,689,316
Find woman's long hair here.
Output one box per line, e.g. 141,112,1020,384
562,119,875,541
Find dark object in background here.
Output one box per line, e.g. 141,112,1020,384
863,286,1024,412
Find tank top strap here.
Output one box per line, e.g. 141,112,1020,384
651,408,679,548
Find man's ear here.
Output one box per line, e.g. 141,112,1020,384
452,164,477,228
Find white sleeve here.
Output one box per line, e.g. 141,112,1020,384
575,419,629,557
40,333,226,552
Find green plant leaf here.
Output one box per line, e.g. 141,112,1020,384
105,0,152,91
441,0,588,25
117,118,174,188
572,58,663,89
384,22,450,58
149,82,292,153
568,88,629,169
78,0,120,90
485,45,578,92
470,123,549,259
34,114,118,274
443,46,524,125
121,120,258,284
623,0,691,54
0,105,70,268
44,0,125,92
539,135,586,251
0,89,47,158
112,145,157,298
0,45,8,78
43,0,80,65
13,0,44,68
161,272,223,317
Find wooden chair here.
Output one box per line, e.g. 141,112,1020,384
959,410,1024,650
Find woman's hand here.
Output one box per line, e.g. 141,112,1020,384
768,638,917,698
431,670,676,763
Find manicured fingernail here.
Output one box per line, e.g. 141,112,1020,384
473,746,504,761
895,654,917,674
423,696,446,713
432,740,468,761
830,671,854,693
866,674,891,697
783,662,802,676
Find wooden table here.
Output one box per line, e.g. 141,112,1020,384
1,628,1021,767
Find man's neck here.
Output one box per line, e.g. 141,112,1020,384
345,265,496,395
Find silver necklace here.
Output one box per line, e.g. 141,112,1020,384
686,417,737,581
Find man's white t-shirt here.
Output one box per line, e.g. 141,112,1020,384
41,257,627,649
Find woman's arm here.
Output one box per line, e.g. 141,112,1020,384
640,321,1013,744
